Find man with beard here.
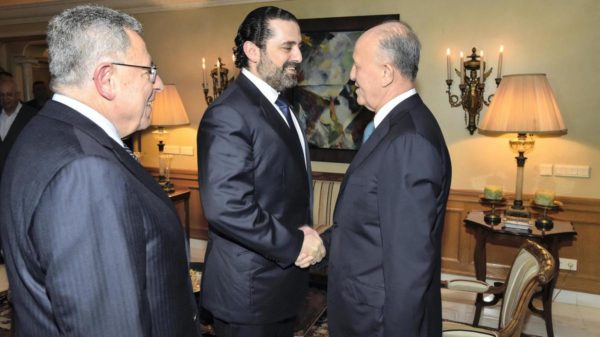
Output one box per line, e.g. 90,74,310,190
197,6,325,337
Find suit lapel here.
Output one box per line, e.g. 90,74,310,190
41,101,173,208
337,97,416,203
237,75,308,176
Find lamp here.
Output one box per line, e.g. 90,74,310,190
478,74,566,222
150,84,190,193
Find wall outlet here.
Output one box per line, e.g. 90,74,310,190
559,258,578,271
180,146,194,156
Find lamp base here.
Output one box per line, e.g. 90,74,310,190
158,176,175,194
505,205,530,218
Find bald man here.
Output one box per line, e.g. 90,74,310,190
326,21,452,337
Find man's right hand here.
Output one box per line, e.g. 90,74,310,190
295,226,326,268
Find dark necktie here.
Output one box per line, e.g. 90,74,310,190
123,144,138,161
275,95,296,130
362,120,375,144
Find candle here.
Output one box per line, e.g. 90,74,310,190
459,51,465,85
480,50,485,82
446,48,451,80
202,57,206,86
497,45,504,78
217,59,222,89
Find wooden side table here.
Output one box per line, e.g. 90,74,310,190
464,211,576,337
169,189,191,251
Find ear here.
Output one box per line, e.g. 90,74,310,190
381,63,394,87
243,41,261,65
93,63,116,100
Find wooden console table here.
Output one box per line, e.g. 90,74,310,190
464,211,576,337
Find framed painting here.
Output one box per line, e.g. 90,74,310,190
290,14,399,163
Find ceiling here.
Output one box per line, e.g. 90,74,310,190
0,0,278,26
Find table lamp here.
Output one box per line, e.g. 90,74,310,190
478,74,566,217
150,84,189,193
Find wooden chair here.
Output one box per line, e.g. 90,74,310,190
441,240,555,337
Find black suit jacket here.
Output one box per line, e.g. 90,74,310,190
0,101,200,337
197,73,312,323
327,94,452,337
0,104,37,176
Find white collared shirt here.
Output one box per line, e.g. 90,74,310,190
0,102,22,141
241,68,307,166
53,93,124,147
373,88,417,128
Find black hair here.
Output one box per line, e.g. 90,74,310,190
233,6,298,69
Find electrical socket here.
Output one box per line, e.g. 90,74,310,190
559,258,577,271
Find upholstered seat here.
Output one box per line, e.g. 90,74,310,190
441,240,555,337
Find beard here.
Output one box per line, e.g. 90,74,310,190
257,52,299,91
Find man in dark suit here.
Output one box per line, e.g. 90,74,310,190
24,80,51,111
197,6,325,337
326,21,452,337
0,5,200,337
0,77,37,176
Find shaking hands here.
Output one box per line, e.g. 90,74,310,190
295,226,326,268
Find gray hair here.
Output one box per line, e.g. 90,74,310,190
47,5,143,89
378,21,421,81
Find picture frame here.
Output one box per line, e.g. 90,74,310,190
291,14,399,163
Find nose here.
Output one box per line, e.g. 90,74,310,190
350,64,356,81
291,45,302,63
154,75,164,92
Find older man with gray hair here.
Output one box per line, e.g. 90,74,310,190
0,5,200,337
325,20,452,337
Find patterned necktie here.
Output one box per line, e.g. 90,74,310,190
362,120,375,144
275,95,296,130
123,144,138,162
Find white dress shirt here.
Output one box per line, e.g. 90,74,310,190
373,88,417,128
0,102,22,141
53,93,125,147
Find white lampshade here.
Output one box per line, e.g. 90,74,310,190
151,84,189,126
478,74,566,135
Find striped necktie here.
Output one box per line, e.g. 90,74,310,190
275,95,296,130
123,144,138,161
362,121,375,144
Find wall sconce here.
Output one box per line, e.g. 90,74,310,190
150,84,190,193
478,74,567,222
445,46,504,135
202,56,235,105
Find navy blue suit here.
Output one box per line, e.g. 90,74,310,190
0,100,200,337
197,73,312,326
327,94,452,337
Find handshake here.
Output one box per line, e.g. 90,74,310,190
295,226,326,268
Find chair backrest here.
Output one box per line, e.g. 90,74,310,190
499,240,555,333
312,175,342,230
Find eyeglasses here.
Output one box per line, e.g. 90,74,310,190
111,62,158,84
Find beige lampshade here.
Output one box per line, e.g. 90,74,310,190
151,84,190,126
478,74,567,135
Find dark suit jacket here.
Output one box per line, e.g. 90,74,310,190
0,104,37,176
197,73,312,324
0,101,200,337
326,94,452,337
